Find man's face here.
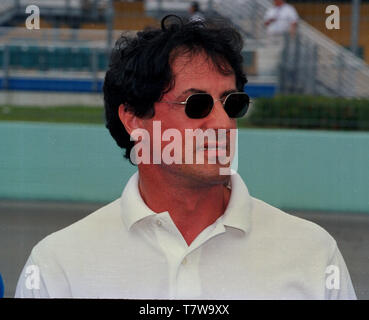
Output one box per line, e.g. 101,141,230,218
139,51,238,186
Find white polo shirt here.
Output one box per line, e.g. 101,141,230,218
264,3,299,36
15,171,356,299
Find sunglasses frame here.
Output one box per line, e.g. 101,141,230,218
161,92,250,119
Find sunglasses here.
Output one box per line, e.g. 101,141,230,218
161,92,250,119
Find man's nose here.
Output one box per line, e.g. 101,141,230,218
203,99,235,129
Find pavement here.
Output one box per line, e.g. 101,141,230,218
0,200,368,299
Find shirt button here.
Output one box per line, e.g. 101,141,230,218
156,220,162,227
182,258,187,265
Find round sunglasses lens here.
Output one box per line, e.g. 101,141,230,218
185,94,213,119
224,93,249,118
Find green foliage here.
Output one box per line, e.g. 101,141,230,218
2,97,369,132
0,106,104,124
239,95,369,130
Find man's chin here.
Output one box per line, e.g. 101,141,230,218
179,163,232,186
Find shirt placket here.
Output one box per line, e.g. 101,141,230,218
154,213,227,298
152,214,188,298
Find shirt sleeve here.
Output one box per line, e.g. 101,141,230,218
15,243,72,298
286,5,299,23
325,245,357,300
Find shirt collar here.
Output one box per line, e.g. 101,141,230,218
221,172,253,234
120,171,253,234
120,171,158,230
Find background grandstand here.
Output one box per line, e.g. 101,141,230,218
0,0,368,299
0,0,368,100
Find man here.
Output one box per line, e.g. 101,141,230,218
15,16,356,299
264,0,299,36
189,1,205,22
259,1,299,76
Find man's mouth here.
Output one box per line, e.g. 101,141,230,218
197,142,229,162
199,142,227,151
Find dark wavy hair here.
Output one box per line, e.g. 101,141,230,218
103,15,247,163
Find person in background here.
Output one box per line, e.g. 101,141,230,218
264,0,298,36
189,1,205,22
258,0,299,76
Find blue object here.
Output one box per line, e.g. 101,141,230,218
0,273,4,298
244,84,276,98
0,76,103,93
0,77,275,97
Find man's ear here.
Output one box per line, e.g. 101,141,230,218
118,104,143,135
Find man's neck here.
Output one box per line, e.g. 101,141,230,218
138,167,231,246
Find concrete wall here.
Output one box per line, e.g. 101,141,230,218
1,121,368,213
0,90,103,107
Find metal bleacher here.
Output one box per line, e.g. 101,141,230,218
0,0,128,92
0,45,107,71
0,26,121,92
0,1,157,93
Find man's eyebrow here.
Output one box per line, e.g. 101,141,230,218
176,88,206,100
176,88,238,100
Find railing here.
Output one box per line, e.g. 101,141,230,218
297,19,369,97
211,0,369,97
